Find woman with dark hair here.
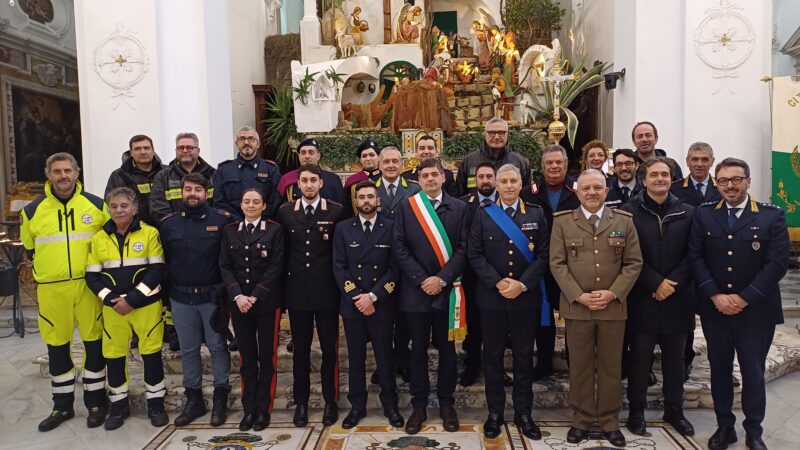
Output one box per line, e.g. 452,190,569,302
219,188,285,431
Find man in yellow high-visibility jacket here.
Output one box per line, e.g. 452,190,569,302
20,153,109,432
86,187,167,430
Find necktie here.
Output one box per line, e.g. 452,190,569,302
480,198,493,207
305,204,314,220
621,186,631,201
696,182,705,199
364,220,372,238
728,208,741,229
505,206,515,218
589,214,599,232
387,184,396,204
430,198,440,210
246,223,255,234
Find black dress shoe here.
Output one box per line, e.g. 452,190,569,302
459,366,480,387
566,427,588,444
708,426,738,450
626,410,646,436
604,430,626,447
384,408,404,428
38,410,75,432
503,372,514,386
322,402,339,426
405,408,427,435
440,405,459,432
253,413,270,431
483,413,503,439
745,435,768,450
293,404,308,427
239,413,256,431
664,408,694,436
370,371,380,385
514,415,542,440
733,375,741,387
342,409,366,429
648,371,658,387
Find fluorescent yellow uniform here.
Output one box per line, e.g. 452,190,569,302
86,216,166,408
19,181,108,411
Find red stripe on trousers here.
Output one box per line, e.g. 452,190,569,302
268,308,281,413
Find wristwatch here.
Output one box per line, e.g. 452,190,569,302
369,292,378,303
439,279,447,288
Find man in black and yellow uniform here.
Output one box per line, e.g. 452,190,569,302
20,153,109,432
85,187,167,430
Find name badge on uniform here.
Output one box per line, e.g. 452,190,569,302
752,241,761,250
261,250,268,257
206,226,219,231
521,222,538,231
257,172,269,177
375,244,390,248
349,242,360,247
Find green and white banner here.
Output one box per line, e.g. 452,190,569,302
771,76,800,232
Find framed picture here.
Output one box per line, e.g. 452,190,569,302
1,75,81,185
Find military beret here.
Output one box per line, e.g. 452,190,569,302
356,139,379,158
298,138,320,151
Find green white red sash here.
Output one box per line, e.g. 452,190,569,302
408,192,467,341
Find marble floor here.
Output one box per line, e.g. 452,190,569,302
1,319,799,450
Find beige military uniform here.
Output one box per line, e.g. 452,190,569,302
549,206,642,431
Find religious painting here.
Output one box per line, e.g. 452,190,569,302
19,0,55,24
3,80,81,184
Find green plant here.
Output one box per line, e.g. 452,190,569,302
442,129,545,179
519,58,608,147
313,132,402,169
262,85,299,165
501,0,565,52
293,68,319,105
324,67,347,90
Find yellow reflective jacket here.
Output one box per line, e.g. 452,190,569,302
85,217,165,308
20,181,109,283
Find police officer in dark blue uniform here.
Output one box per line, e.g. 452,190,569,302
670,142,722,381
468,164,549,440
605,148,643,209
214,126,282,220
159,173,235,427
332,180,404,429
689,158,789,450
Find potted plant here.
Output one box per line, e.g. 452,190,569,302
263,85,300,165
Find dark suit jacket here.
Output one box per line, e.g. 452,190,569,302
392,192,468,312
670,176,722,206
219,219,285,312
277,198,344,311
689,198,789,325
402,167,459,197
332,216,398,320
376,177,420,221
468,201,550,311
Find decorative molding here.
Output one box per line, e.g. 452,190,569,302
93,24,149,111
32,62,62,87
693,0,755,95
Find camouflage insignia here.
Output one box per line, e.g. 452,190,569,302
384,281,396,294
344,280,356,293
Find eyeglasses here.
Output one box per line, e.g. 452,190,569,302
176,145,197,152
486,130,508,136
717,176,747,186
614,161,637,169
237,136,259,143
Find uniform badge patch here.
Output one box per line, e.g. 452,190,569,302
81,214,93,224
752,241,761,251
132,242,144,252
384,282,395,294
344,280,356,293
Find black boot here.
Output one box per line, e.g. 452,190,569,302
210,386,230,427
174,388,206,426
104,399,130,431
147,398,169,427
664,406,695,436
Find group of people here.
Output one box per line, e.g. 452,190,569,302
19,118,788,450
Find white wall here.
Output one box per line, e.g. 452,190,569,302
0,0,77,56
772,0,800,76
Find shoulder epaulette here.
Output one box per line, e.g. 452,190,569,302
214,208,232,217
279,202,293,209
553,210,572,217
22,195,47,220
757,202,780,209
614,209,633,217
224,221,239,229
160,211,179,222
523,201,541,208
266,219,280,224
265,159,279,166
217,159,234,166
699,201,717,208
80,191,105,211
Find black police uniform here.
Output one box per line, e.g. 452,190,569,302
605,176,643,209
277,198,344,407
467,200,550,418
689,197,789,440
392,192,468,409
219,219,285,418
670,176,721,372
332,215,399,413
520,177,580,377
214,155,282,220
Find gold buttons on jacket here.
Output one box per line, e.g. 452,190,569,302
727,267,733,272
728,251,733,256
727,283,733,288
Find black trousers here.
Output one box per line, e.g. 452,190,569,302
462,279,482,371
343,317,398,411
393,310,411,371
627,331,687,411
232,307,281,415
482,307,537,416
533,303,556,372
289,309,340,405
685,329,697,367
702,318,775,438
407,310,457,408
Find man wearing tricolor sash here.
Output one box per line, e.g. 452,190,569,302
467,164,550,440
392,158,468,435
